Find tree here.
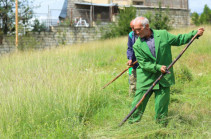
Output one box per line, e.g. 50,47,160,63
191,12,200,25
0,0,34,35
191,4,211,25
0,0,15,34
102,6,136,39
117,6,136,36
199,4,211,24
145,2,171,30
32,19,47,32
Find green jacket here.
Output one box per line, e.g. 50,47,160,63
133,29,197,90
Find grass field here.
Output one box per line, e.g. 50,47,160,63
0,26,210,138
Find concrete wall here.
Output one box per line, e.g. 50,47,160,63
135,7,190,28
83,0,188,9
143,0,188,9
0,26,102,56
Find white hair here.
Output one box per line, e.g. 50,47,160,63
134,17,149,28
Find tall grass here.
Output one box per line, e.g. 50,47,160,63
0,26,210,138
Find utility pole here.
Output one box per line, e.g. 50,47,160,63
15,0,18,47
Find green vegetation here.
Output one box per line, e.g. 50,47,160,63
103,3,171,39
191,4,211,25
102,6,136,39
32,19,48,32
0,26,210,138
0,0,34,35
144,2,171,30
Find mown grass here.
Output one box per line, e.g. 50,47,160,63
0,25,210,138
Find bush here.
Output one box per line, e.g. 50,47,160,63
117,6,137,36
32,19,48,32
60,19,73,26
18,35,40,51
102,6,136,39
144,2,171,30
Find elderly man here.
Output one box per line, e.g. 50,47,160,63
127,19,139,96
129,16,204,125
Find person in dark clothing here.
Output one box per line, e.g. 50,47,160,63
127,19,139,96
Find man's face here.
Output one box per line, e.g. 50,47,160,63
134,23,147,38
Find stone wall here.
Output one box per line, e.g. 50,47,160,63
0,6,191,55
0,36,16,55
0,26,102,55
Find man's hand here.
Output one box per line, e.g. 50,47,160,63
127,60,133,66
160,65,167,73
197,27,205,36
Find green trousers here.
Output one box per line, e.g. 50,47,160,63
129,85,170,125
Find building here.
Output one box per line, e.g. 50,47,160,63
59,0,190,28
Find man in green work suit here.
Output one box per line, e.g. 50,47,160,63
129,17,204,125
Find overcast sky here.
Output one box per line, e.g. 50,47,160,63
189,0,211,13
33,0,211,19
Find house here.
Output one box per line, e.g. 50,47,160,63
59,0,190,28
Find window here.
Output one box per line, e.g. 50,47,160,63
133,1,144,5
133,0,144,5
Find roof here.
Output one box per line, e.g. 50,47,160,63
59,0,68,19
74,2,118,7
